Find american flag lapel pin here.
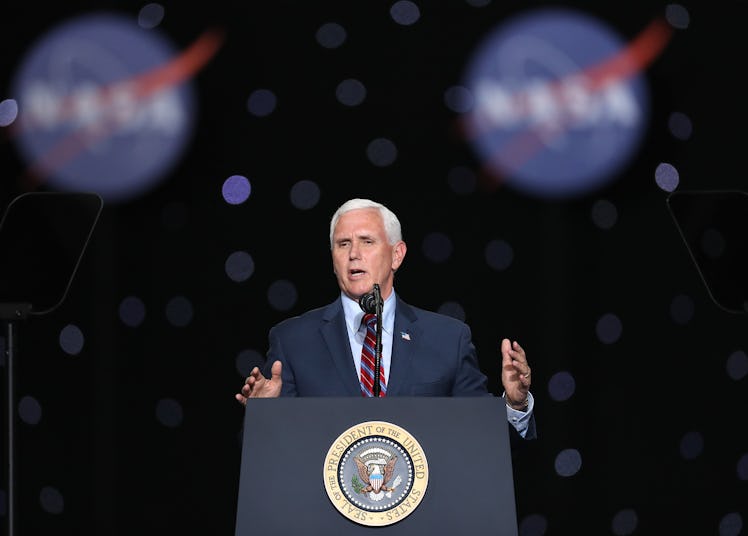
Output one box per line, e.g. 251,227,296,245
400,332,411,341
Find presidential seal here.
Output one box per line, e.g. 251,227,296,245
323,421,429,527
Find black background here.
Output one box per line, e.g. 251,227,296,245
1,1,747,535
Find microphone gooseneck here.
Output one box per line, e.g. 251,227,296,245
358,284,384,397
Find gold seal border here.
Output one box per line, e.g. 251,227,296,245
323,420,429,527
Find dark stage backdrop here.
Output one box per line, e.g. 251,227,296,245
1,1,746,535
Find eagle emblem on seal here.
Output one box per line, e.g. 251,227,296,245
352,447,402,501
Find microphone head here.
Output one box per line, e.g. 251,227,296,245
359,291,377,314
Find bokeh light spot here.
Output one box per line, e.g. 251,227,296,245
39,486,64,514
225,251,255,283
718,512,743,536
444,85,474,114
655,162,679,192
679,430,704,460
422,232,453,263
119,296,146,327
222,175,251,205
59,324,84,355
611,508,639,536
554,448,582,477
247,88,277,117
518,513,548,536
668,111,692,140
236,349,265,378
437,301,466,322
484,239,513,271
595,313,622,344
156,397,183,427
267,279,298,312
665,4,691,30
0,98,18,127
316,22,347,49
336,78,367,107
290,180,321,210
165,296,193,327
138,3,165,29
591,199,618,230
736,453,748,481
669,293,695,325
18,395,42,425
366,137,398,167
548,371,576,401
390,1,421,26
726,350,748,381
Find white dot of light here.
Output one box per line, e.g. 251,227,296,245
59,324,85,355
18,395,42,425
137,3,165,29
222,174,251,205
290,180,321,210
119,295,146,327
268,279,298,312
669,293,695,325
225,251,255,283
39,486,64,515
518,513,548,536
366,137,398,167
0,98,19,127
155,397,183,427
718,512,743,536
665,4,690,30
236,349,265,377
161,201,188,230
668,111,693,140
165,296,193,327
679,430,704,460
611,508,639,536
595,313,622,344
726,350,748,381
443,85,474,113
554,448,582,477
437,301,466,322
591,199,618,230
247,88,277,117
316,22,347,49
736,453,748,480
484,239,513,271
655,162,680,192
336,79,367,107
422,232,453,263
548,371,576,401
447,165,477,195
390,0,421,26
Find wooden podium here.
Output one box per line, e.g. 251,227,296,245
235,397,519,535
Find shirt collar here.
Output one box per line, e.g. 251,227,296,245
341,290,395,335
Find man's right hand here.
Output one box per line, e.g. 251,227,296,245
235,360,283,405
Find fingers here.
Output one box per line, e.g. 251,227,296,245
501,339,531,380
270,360,282,380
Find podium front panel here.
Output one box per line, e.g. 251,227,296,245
235,397,519,536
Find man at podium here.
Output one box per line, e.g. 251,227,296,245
235,198,536,440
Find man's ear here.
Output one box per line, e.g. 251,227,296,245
392,241,407,270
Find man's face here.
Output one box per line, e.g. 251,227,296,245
331,208,406,301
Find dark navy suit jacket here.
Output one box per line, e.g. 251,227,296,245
261,294,536,443
264,294,489,397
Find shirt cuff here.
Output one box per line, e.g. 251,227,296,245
502,391,534,438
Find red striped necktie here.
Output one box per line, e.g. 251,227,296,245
360,313,386,397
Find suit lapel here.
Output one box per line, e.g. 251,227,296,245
320,300,361,396
387,298,420,396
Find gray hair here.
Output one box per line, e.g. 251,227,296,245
329,198,402,249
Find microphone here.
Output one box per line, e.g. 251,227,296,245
358,284,383,396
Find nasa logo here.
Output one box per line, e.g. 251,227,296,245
9,13,209,203
463,7,672,199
